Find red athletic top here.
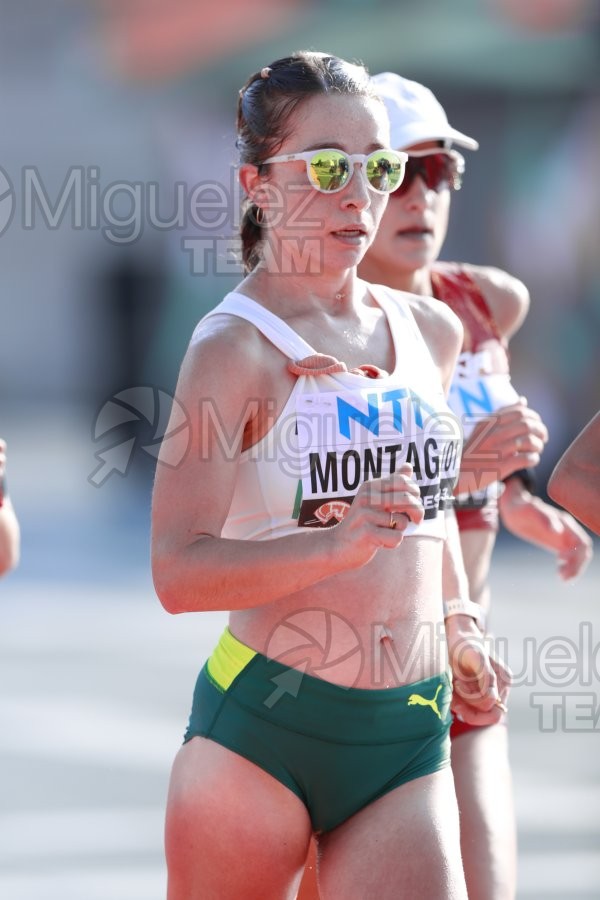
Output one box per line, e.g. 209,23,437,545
431,263,505,354
431,262,513,532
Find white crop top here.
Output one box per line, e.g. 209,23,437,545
193,286,462,542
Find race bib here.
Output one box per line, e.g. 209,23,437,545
293,385,461,533
449,350,520,506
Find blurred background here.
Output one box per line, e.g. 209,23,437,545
1,1,599,897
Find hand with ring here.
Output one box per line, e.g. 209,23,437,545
332,464,424,570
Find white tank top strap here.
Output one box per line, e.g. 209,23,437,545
199,291,316,360
368,283,441,384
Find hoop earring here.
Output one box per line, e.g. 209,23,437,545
254,204,264,226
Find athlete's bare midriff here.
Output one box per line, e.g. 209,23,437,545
229,534,447,690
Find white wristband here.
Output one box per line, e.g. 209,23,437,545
443,598,485,629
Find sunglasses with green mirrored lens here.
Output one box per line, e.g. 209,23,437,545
263,148,408,194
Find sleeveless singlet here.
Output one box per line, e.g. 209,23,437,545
431,262,520,532
193,285,462,542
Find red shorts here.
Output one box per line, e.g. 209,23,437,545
455,503,499,532
450,717,479,739
450,716,507,739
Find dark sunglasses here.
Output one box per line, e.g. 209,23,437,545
390,149,465,198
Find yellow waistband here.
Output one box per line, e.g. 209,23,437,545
206,627,257,692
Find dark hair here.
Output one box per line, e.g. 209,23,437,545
236,51,377,272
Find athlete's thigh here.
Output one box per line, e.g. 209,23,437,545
318,769,467,900
166,736,312,900
297,837,321,900
451,725,516,900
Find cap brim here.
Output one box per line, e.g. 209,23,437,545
390,121,479,152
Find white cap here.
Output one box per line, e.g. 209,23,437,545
371,71,479,152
